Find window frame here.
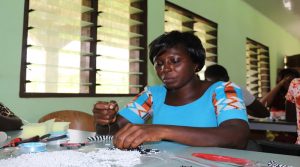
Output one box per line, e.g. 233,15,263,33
19,0,148,97
246,38,270,98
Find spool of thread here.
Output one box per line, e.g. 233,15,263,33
19,142,47,153
0,131,8,143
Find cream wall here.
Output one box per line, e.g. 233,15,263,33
0,0,300,123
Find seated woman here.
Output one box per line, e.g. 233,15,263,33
260,69,299,143
0,102,23,131
260,68,299,120
285,78,300,144
93,31,249,149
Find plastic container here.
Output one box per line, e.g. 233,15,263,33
19,142,47,153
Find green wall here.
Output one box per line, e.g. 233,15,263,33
1,0,300,123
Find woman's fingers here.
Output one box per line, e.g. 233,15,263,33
113,124,148,149
93,101,118,125
94,101,110,110
94,118,110,125
114,124,141,149
108,100,118,123
109,100,119,110
126,131,145,148
113,123,131,147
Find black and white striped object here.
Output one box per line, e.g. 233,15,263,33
87,135,114,142
139,148,160,154
108,146,160,155
267,160,290,167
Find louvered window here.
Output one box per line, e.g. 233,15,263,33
246,38,270,98
20,0,147,97
164,2,217,80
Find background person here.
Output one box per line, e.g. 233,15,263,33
260,68,299,120
93,31,249,150
260,69,299,143
285,78,300,144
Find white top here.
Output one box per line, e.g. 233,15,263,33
241,87,255,106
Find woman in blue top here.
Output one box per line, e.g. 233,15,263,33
93,31,249,149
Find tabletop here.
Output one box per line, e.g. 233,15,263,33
249,118,297,132
1,129,299,167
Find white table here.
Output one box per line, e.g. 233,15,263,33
1,129,300,167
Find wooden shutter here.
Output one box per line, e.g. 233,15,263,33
20,0,147,97
21,0,94,94
246,38,270,98
96,0,146,94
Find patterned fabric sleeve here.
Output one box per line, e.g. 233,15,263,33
285,79,297,103
212,82,248,125
118,86,153,124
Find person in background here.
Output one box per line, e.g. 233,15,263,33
93,31,249,150
260,68,299,120
0,102,23,131
204,64,269,118
285,78,300,144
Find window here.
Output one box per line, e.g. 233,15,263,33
20,0,147,97
246,38,270,98
164,1,218,80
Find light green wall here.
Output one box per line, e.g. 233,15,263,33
166,0,300,85
1,0,300,123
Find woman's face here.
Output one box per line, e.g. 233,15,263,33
153,46,198,90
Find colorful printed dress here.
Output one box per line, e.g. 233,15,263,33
285,78,300,144
118,81,248,127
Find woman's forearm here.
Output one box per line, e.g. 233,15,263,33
158,120,249,149
260,84,283,107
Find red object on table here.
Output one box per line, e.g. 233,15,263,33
192,153,252,166
5,138,22,147
1,135,40,149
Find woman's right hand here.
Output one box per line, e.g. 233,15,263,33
93,100,119,125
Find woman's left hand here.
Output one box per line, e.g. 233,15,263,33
113,123,162,149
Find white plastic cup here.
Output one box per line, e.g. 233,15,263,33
0,131,8,143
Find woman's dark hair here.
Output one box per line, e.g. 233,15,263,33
204,64,230,82
149,31,206,72
277,68,300,83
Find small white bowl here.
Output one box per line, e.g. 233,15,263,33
19,142,47,153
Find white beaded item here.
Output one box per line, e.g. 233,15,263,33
0,148,141,167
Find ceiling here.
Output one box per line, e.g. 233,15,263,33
243,0,300,41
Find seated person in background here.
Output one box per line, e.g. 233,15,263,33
260,68,299,120
285,78,300,144
0,102,23,131
204,64,269,118
93,31,249,150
